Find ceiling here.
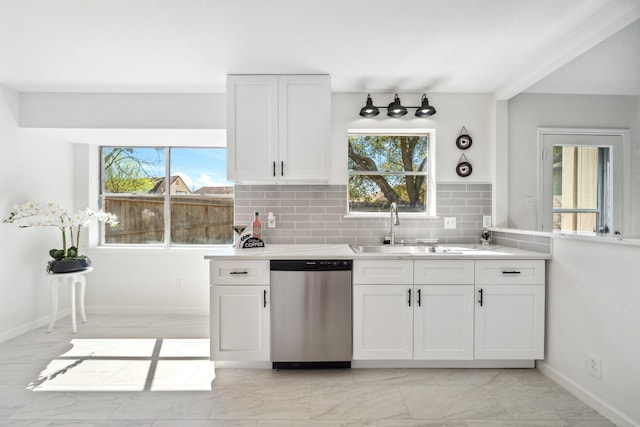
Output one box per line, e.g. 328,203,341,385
1,0,639,98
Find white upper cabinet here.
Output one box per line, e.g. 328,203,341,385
226,74,331,183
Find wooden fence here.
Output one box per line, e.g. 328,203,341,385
105,195,234,244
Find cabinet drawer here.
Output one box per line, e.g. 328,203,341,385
414,260,474,284
475,260,545,285
353,260,413,285
210,260,270,285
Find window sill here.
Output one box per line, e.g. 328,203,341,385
343,213,439,220
88,244,232,256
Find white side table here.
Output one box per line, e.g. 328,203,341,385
47,267,93,333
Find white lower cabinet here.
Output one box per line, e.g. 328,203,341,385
414,285,474,360
352,260,475,361
353,284,413,360
474,284,545,359
210,285,270,361
474,260,545,360
353,284,474,360
353,259,546,362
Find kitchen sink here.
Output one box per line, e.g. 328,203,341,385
350,245,481,255
350,245,434,254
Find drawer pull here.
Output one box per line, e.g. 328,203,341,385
478,288,483,306
273,161,276,177
408,288,412,307
417,288,421,307
229,271,249,275
263,289,267,307
502,270,521,275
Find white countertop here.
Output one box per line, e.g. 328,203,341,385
204,244,551,260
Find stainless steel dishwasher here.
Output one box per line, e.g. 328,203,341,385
270,259,353,369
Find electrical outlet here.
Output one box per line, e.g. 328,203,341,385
587,353,602,379
526,196,534,209
483,215,492,228
176,279,183,289
444,217,456,229
267,212,276,228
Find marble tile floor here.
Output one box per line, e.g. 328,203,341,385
0,314,615,426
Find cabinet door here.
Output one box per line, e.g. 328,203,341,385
353,285,413,360
414,285,474,360
278,75,330,182
474,284,545,360
227,75,279,182
211,285,270,361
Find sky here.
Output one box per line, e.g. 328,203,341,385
125,147,231,192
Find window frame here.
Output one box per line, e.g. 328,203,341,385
346,128,436,218
537,128,630,235
99,146,232,247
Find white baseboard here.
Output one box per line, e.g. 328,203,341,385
86,305,209,316
213,361,271,369
537,361,638,427
0,309,70,343
352,359,535,369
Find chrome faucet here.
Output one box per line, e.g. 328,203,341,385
389,202,400,245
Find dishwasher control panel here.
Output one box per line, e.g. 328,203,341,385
270,260,353,271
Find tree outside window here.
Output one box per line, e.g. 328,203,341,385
348,131,435,215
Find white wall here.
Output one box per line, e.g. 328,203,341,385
83,248,211,315
507,93,640,232
20,93,226,129
540,237,640,426
0,87,75,340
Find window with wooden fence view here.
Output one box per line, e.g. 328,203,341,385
101,147,233,245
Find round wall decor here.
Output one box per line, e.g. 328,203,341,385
456,153,472,177
456,126,472,150
456,162,472,177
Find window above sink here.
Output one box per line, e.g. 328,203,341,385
347,129,436,218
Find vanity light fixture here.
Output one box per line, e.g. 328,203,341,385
415,94,436,117
359,94,380,117
359,93,437,118
387,94,408,117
